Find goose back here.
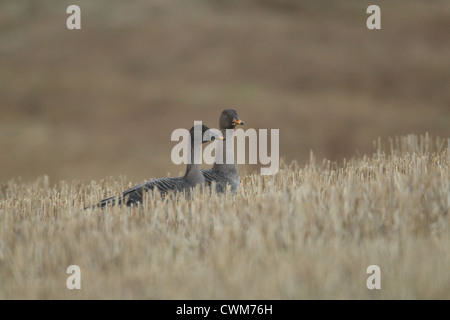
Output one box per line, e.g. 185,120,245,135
202,167,240,194
98,176,190,207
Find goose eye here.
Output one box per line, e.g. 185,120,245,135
211,136,215,141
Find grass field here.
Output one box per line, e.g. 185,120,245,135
0,134,448,299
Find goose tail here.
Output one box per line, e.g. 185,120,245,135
84,195,123,210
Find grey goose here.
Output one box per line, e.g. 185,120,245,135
93,124,222,208
202,109,244,194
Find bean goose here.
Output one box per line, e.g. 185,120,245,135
202,109,244,194
93,124,222,208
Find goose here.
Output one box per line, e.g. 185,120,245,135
93,124,222,208
202,109,244,194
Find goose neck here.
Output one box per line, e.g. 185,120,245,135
184,139,203,181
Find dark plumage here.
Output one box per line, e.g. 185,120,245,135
202,109,244,194
91,124,221,208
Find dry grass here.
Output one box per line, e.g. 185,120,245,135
0,134,448,299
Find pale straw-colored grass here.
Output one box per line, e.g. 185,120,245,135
0,134,448,299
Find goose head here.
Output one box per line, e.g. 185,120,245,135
219,109,244,130
189,124,224,144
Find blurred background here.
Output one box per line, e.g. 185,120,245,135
1,0,449,184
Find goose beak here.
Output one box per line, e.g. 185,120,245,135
232,118,244,126
211,134,224,141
